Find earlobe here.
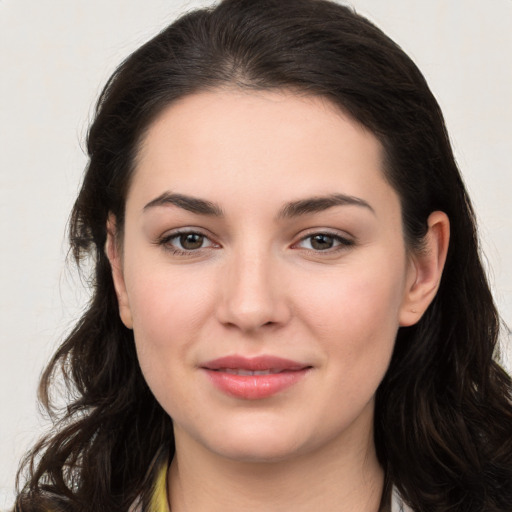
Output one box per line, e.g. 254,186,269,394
105,215,133,329
399,211,450,327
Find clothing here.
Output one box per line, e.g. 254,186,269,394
391,487,413,512
146,462,413,512
148,461,170,512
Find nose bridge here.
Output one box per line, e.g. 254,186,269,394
217,241,288,331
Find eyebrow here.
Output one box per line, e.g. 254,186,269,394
277,193,375,219
143,191,374,218
143,192,224,216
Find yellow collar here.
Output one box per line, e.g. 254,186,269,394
149,461,170,512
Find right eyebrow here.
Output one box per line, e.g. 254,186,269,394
143,192,224,217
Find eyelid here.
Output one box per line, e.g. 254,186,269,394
156,227,221,254
291,229,355,251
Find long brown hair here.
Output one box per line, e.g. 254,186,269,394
15,1,512,510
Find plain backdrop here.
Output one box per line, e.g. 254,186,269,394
1,0,511,508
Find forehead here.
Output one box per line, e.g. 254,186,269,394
137,88,378,165
129,89,398,218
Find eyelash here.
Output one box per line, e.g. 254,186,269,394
157,230,218,256
293,232,355,252
156,230,355,256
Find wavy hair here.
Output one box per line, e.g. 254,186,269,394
15,0,512,510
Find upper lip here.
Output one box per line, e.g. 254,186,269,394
201,355,309,372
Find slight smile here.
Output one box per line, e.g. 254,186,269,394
201,355,312,400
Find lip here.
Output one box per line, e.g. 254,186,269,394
201,355,311,400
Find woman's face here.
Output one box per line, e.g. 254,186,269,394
111,89,419,463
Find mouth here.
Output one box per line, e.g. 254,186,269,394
201,355,312,400
217,368,294,376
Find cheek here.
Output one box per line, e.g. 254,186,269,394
293,255,407,385
126,256,215,333
124,261,216,389
297,262,406,338
326,281,401,404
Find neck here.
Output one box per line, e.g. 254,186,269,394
168,417,384,512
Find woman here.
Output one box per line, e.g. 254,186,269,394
14,0,512,510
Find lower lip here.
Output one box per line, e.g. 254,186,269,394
203,369,310,400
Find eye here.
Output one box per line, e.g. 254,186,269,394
175,233,209,250
295,232,354,252
158,230,217,254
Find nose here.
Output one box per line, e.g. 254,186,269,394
215,249,291,332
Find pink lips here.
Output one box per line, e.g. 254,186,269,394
201,355,311,400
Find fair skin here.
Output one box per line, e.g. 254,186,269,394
107,89,449,511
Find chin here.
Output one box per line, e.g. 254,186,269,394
211,435,305,464
195,414,342,464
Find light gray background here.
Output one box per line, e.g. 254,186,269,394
1,0,511,508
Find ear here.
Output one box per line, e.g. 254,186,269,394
105,215,133,329
399,211,450,327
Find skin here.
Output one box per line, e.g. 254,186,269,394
107,89,449,511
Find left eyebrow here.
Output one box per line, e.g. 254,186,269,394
277,193,375,219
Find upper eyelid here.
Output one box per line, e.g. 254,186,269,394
159,227,217,241
296,234,353,244
291,230,355,250
158,230,220,255
294,228,355,242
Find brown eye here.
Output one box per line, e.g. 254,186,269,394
310,234,335,250
295,232,354,252
158,230,216,254
179,233,205,250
